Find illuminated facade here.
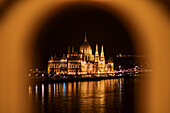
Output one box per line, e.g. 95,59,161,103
47,34,114,75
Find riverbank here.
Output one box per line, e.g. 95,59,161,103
27,74,141,83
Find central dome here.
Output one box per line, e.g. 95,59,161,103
79,34,92,54
79,33,94,61
80,42,92,52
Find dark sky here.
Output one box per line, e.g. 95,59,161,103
33,4,136,70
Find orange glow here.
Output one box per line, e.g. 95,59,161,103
0,0,169,113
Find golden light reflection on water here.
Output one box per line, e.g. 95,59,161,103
28,85,32,95
28,79,125,113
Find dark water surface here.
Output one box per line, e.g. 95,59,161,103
28,78,139,113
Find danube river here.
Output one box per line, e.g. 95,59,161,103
28,77,140,113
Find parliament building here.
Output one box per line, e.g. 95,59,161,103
47,34,114,76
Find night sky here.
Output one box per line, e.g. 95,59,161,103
33,4,136,71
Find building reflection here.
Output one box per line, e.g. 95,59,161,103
28,79,125,113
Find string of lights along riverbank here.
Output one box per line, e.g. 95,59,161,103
47,33,115,76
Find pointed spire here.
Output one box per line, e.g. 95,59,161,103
68,46,70,53
72,46,74,53
84,33,87,42
96,44,98,51
101,45,104,57
95,44,99,62
51,55,53,60
101,45,103,52
95,44,99,55
54,54,57,58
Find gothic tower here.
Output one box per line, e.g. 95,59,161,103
95,44,99,62
84,33,87,42
67,46,70,58
100,45,105,73
72,46,74,53
94,44,99,73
